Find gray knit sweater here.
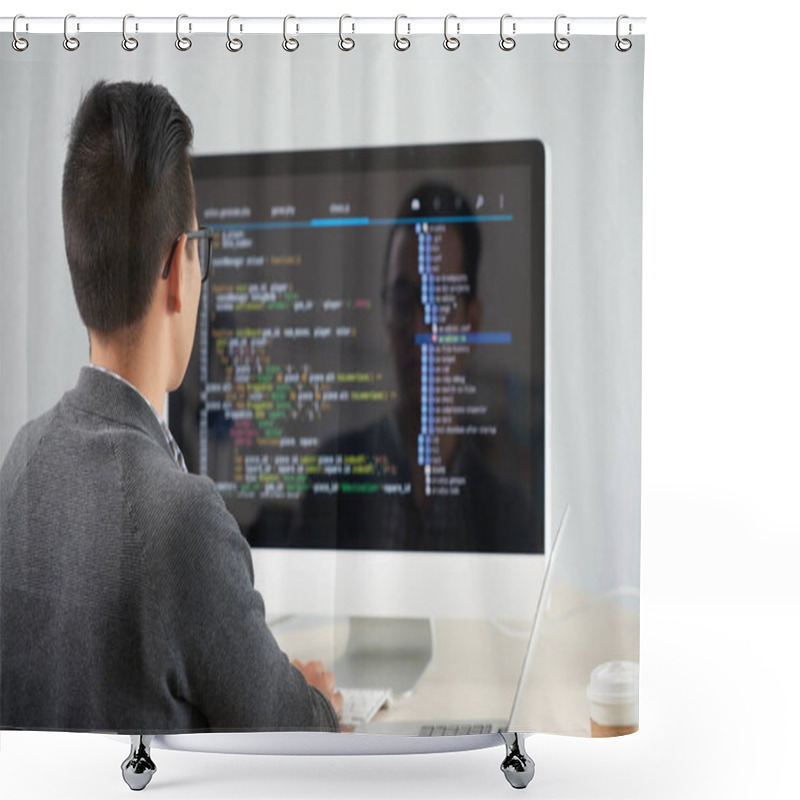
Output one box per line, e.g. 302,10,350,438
0,366,339,734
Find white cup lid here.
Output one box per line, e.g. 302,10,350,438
586,660,639,705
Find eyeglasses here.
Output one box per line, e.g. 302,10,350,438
161,226,214,283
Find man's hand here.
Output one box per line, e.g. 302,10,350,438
291,659,343,719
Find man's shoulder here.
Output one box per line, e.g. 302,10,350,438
1,392,231,534
115,445,250,590
0,401,64,493
113,434,229,524
0,380,243,559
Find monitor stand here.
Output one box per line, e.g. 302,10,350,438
333,616,434,697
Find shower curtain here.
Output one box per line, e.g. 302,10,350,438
0,16,644,748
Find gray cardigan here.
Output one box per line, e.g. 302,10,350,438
0,366,338,734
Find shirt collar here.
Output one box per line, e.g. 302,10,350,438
69,365,184,470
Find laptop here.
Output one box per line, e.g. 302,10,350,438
355,506,570,735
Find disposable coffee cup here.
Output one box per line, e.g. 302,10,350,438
586,660,639,737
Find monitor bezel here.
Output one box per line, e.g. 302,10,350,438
170,137,548,619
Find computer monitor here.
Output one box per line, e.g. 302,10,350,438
169,139,546,693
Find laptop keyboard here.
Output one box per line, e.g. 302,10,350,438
419,723,496,736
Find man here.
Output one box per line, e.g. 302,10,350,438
293,182,542,553
0,80,340,733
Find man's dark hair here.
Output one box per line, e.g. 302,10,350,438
62,80,195,334
382,182,482,301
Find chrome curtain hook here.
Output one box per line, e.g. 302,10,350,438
12,14,29,51
122,14,138,51
553,14,570,51
176,13,192,51
339,14,355,51
63,13,80,51
283,15,299,52
226,15,243,52
443,14,460,51
499,14,516,51
615,14,632,52
394,14,410,51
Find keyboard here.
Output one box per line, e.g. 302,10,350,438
339,687,392,726
356,718,505,735
419,723,496,736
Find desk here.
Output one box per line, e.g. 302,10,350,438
272,583,639,735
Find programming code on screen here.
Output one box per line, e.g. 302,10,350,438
172,141,545,553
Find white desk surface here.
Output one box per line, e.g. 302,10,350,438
272,582,639,735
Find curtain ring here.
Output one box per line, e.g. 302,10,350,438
615,15,632,52
394,14,410,51
176,14,192,51
443,14,460,51
553,14,570,51
63,14,80,51
499,14,515,51
283,15,299,52
12,14,29,51
339,14,355,51
122,14,138,51
226,15,243,52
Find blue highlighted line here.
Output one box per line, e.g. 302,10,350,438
310,217,371,227
210,213,513,231
415,332,512,345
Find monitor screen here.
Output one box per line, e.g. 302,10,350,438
170,139,544,555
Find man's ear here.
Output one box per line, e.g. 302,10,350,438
166,234,186,314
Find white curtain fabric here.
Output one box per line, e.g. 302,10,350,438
0,30,644,738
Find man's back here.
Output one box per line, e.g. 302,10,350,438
0,366,338,733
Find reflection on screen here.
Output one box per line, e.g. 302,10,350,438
171,141,544,554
